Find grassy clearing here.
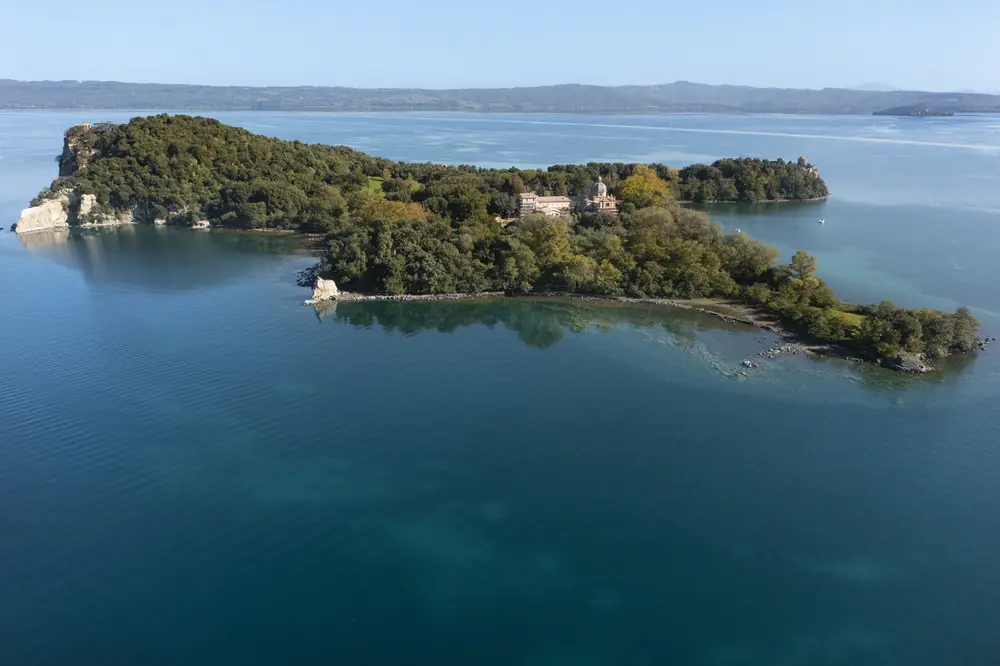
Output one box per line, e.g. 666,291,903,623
832,310,865,327
365,177,422,197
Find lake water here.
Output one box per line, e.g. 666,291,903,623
2,111,1000,666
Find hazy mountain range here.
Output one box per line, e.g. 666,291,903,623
3,79,999,115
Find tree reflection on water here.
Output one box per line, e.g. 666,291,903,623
313,297,734,350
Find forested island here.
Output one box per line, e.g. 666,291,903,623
20,115,981,370
873,105,955,117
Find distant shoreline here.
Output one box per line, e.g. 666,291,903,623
4,108,998,118
4,79,1000,115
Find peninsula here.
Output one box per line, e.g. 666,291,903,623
17,115,980,370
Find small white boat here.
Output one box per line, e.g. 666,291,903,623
818,219,825,225
734,228,741,233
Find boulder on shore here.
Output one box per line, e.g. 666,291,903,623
15,195,70,234
307,278,340,303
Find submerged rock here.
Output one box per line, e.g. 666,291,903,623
15,195,70,234
757,343,802,359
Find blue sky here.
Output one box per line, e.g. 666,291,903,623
2,0,997,91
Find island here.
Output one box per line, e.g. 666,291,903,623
873,105,955,117
16,114,982,371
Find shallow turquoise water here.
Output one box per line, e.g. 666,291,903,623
2,112,1000,665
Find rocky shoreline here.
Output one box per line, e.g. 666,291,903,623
306,280,775,327
10,205,315,235
305,278,505,305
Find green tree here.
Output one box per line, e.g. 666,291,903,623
952,307,980,352
499,239,540,293
789,250,817,279
487,193,519,218
517,215,571,269
593,260,624,296
561,254,598,292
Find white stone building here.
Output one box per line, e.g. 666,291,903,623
517,177,619,218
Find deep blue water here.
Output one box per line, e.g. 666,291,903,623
2,111,1000,666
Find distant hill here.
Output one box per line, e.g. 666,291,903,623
3,79,1000,114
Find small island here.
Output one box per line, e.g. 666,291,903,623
16,114,982,371
873,104,955,117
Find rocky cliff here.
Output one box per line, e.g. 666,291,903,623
57,123,100,177
14,191,132,234
14,124,136,233
14,195,70,233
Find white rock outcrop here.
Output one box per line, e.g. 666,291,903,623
307,278,340,303
75,194,136,228
14,196,70,234
78,193,98,218
79,208,134,228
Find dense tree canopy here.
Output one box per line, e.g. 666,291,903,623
38,114,828,233
677,158,827,203
320,200,980,362
38,115,977,364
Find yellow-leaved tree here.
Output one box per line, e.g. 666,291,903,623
619,165,673,209
354,191,427,224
